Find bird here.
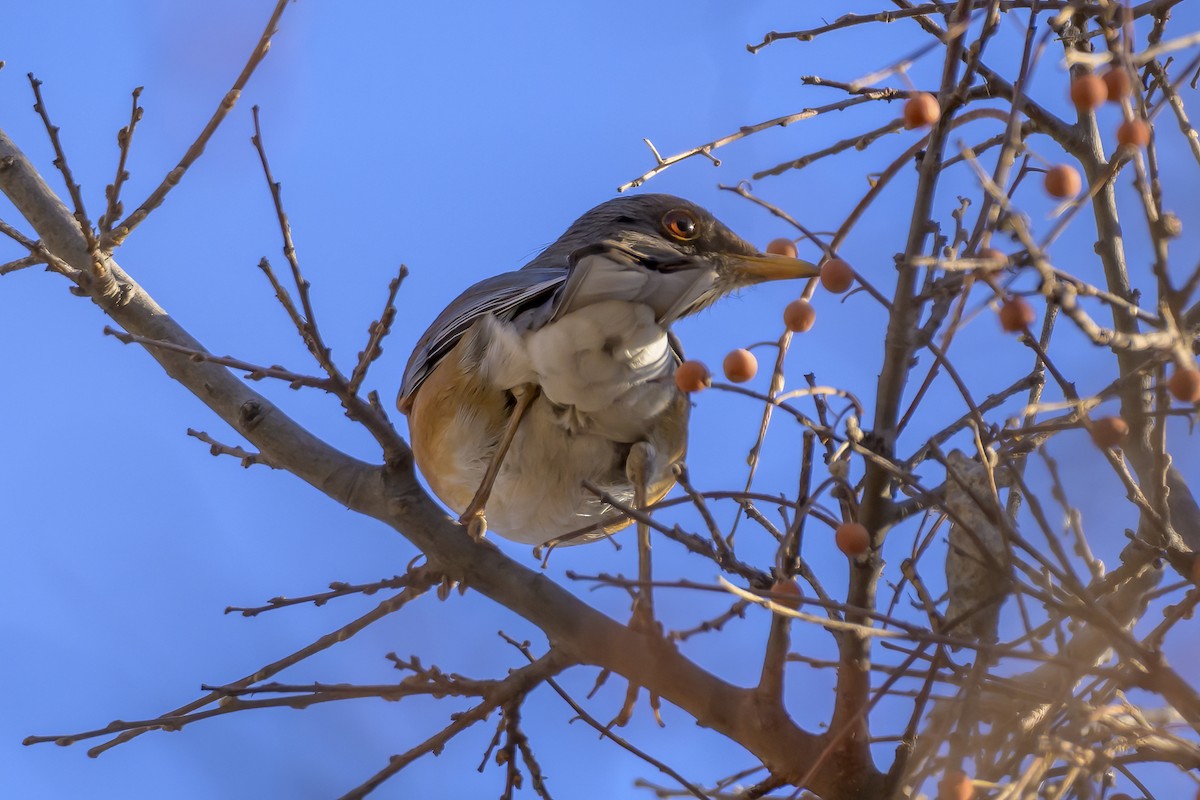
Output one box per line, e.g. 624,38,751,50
943,449,1013,646
397,193,819,546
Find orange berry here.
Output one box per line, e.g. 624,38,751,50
766,238,798,258
903,92,941,129
977,248,1008,269
783,298,817,333
999,296,1035,332
835,522,870,557
1070,73,1107,110
770,578,802,610
938,771,975,800
1102,67,1132,101
819,258,854,293
674,360,711,393
722,348,758,383
1117,118,1150,148
1044,164,1082,198
1168,367,1200,403
1090,416,1129,449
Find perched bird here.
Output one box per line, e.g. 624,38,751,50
943,449,1013,645
398,193,818,545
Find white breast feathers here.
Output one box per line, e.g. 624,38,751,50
472,300,676,442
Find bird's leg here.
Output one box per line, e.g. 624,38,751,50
459,383,540,539
627,440,657,629
612,440,664,728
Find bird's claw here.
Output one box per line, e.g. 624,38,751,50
605,600,666,728
628,597,660,635
609,668,665,729
460,511,488,540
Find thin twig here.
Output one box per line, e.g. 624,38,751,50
502,635,712,800
348,263,408,394
104,326,329,389
618,94,903,192
187,427,280,469
27,575,440,754
102,0,290,248
338,651,568,800
26,73,96,253
99,87,144,234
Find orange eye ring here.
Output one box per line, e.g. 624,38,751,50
661,208,700,241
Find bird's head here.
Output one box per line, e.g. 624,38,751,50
529,193,821,319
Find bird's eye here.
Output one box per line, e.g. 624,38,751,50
661,208,700,241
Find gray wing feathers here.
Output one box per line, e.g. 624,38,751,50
399,268,566,406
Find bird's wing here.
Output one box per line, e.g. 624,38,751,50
398,267,566,411
551,239,717,325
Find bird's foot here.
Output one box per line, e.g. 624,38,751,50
602,598,666,728
628,595,661,636
598,440,668,728
435,574,462,599
459,510,488,540
609,667,665,729
610,680,664,728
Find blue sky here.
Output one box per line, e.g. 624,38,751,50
4,2,1200,798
